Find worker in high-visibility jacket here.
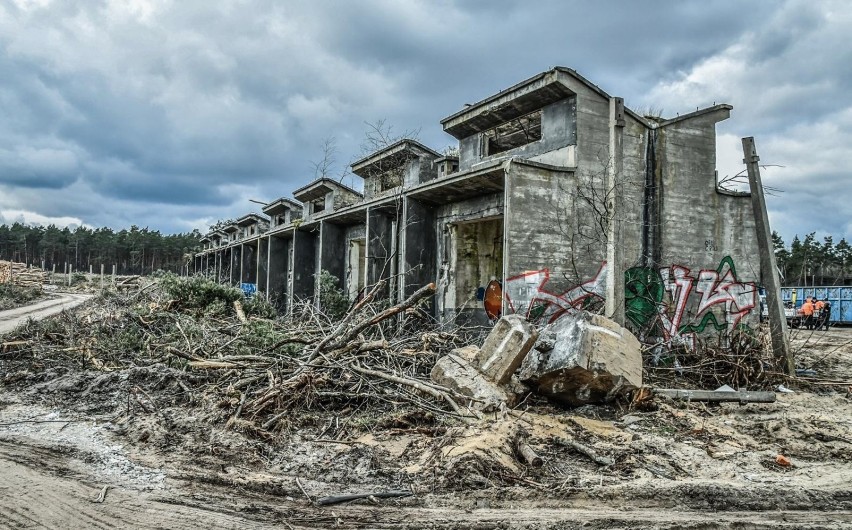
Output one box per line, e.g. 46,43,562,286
800,297,815,330
815,298,826,327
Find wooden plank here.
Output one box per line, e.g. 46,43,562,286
653,388,776,403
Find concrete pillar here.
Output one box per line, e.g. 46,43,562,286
605,96,626,325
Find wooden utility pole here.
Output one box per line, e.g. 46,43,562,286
742,137,795,376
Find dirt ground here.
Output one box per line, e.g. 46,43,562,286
2,299,852,528
0,293,91,334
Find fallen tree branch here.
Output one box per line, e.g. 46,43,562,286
553,437,614,466
350,363,478,421
316,490,413,506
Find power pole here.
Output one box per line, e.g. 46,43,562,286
742,137,795,376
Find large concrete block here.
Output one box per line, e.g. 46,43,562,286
474,315,538,384
431,353,515,411
518,311,642,406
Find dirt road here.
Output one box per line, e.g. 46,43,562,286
0,293,91,335
0,424,848,529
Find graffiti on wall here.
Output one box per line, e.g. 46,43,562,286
498,256,757,345
504,263,608,323
624,256,757,346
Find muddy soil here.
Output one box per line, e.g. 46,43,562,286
2,306,852,528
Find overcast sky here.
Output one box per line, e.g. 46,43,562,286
0,0,849,246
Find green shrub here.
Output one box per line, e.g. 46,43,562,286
159,273,242,314
318,270,349,320
243,295,277,319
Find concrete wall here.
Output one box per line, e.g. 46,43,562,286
268,234,291,310
240,242,257,284
319,221,346,293
503,163,607,323
626,108,761,346
367,209,396,300
402,198,437,306
292,228,318,302
257,238,269,293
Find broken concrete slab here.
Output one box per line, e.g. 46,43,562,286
519,311,642,406
431,352,516,411
473,315,538,384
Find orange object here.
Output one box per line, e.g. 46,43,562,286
801,301,814,316
775,454,791,467
483,280,503,320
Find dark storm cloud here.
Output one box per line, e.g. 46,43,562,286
0,0,848,244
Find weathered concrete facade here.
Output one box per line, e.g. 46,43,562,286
194,67,760,346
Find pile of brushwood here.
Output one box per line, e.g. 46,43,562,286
0,283,45,311
1,273,478,434
641,325,783,390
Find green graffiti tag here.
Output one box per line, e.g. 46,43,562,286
624,266,664,331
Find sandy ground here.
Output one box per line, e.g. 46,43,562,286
2,300,852,528
0,293,91,334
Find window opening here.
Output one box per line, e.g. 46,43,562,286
482,110,542,156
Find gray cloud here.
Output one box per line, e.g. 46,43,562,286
0,0,847,247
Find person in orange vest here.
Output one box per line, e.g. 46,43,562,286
815,298,825,328
819,298,832,331
800,296,815,330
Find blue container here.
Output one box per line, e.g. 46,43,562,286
781,286,852,324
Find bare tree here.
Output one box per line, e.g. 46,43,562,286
311,136,339,180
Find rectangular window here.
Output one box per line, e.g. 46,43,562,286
481,109,542,157
312,198,325,214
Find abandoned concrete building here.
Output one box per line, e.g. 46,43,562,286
194,67,760,346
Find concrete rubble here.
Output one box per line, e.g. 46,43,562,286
430,346,515,411
518,311,642,406
431,316,537,410
473,315,538,384
432,312,643,409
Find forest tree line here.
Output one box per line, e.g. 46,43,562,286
773,231,852,286
0,223,201,276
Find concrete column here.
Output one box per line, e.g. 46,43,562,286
605,97,626,325
743,137,794,376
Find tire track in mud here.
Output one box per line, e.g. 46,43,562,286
0,440,275,529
